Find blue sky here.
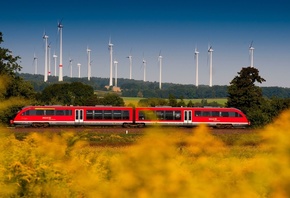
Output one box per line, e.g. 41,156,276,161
1,0,290,87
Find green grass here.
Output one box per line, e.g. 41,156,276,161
122,97,227,107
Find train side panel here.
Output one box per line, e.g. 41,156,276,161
11,106,134,127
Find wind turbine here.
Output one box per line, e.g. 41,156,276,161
87,47,91,81
249,41,254,68
48,42,51,76
108,38,114,86
194,47,199,87
69,58,73,78
53,53,57,76
114,60,118,87
43,32,48,82
58,20,63,81
158,51,163,89
33,53,38,75
208,45,214,87
77,63,81,78
126,49,132,79
142,55,146,82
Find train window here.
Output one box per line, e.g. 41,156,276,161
86,110,93,120
195,111,201,117
228,112,235,117
22,110,32,116
104,110,112,120
165,111,174,120
175,111,181,120
113,110,122,120
212,111,220,117
235,112,242,117
221,112,229,117
156,111,164,120
65,110,72,116
123,111,130,120
56,110,64,115
46,110,55,115
36,110,44,115
139,111,145,120
94,110,103,120
203,111,211,117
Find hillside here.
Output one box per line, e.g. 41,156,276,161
18,73,290,99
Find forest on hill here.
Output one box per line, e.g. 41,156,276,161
19,73,290,99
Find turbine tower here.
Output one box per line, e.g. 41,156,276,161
249,41,254,68
77,63,81,78
58,20,63,81
48,43,51,76
43,33,48,82
194,47,199,87
114,60,118,87
208,46,214,87
33,53,38,75
69,58,73,78
108,39,114,86
127,50,132,79
158,51,163,89
87,47,91,81
142,56,146,82
53,53,57,76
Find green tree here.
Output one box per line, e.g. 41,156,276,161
38,82,94,105
227,67,265,113
101,93,125,106
168,94,178,107
226,67,266,127
0,32,35,125
0,32,22,76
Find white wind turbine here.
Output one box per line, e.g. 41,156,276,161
127,49,132,79
43,32,48,82
142,55,146,82
48,42,51,76
108,38,114,86
114,60,118,87
33,53,38,75
77,63,81,78
208,45,214,87
87,47,91,81
58,20,63,81
69,58,73,78
53,53,57,76
158,51,163,89
194,47,199,87
249,41,254,68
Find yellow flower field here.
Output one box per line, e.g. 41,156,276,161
1,110,290,197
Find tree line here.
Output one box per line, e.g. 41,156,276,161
19,73,290,99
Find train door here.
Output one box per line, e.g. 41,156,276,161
75,109,84,124
184,110,192,124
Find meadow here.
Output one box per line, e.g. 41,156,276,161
1,109,290,197
122,97,227,106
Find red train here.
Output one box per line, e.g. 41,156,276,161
10,105,250,128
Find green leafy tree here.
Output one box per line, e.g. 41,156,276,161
168,94,178,107
226,67,266,127
0,32,35,125
38,82,94,105
227,67,265,113
101,93,125,106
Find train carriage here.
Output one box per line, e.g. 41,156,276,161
10,106,134,127
134,107,249,128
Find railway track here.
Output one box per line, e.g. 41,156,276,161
8,126,254,134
